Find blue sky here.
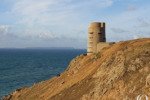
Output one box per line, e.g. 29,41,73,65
0,0,150,48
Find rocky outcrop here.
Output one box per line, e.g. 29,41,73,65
3,38,150,100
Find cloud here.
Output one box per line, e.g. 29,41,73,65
97,0,114,8
111,28,129,33
137,18,150,28
0,25,10,34
8,0,117,41
126,5,138,12
107,4,150,42
12,0,55,15
11,0,115,25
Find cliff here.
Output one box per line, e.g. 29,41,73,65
3,38,150,100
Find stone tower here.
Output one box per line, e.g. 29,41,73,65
87,22,106,55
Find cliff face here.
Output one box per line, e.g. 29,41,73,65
3,38,150,100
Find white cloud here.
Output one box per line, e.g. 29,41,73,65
111,28,129,33
97,0,114,8
0,25,10,34
3,0,150,48
11,0,115,25
13,0,54,15
136,18,150,28
126,5,137,12
106,4,150,42
9,0,116,41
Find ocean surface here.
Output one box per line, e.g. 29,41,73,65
0,49,86,98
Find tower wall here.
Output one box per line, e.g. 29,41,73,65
87,22,106,55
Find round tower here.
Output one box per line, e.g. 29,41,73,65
87,22,106,55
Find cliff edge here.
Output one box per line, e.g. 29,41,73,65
3,38,150,100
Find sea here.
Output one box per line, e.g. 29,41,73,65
0,49,86,98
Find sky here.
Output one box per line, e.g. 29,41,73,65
0,0,150,48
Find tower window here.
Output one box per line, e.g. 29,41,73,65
89,41,93,44
89,32,93,34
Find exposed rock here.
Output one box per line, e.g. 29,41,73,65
146,74,150,87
